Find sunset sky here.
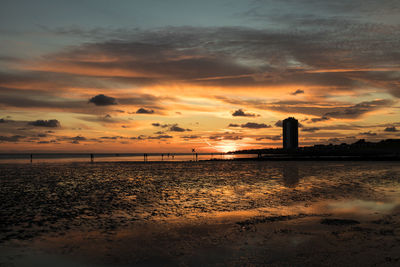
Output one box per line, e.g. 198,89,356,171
1,0,399,153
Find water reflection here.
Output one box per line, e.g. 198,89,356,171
326,199,399,214
282,164,300,188
0,153,256,164
1,161,400,244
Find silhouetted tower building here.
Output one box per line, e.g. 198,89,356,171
283,117,298,150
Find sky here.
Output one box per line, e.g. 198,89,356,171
1,0,400,153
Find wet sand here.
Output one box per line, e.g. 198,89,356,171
2,208,400,266
1,161,400,266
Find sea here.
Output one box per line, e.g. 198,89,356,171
0,153,254,164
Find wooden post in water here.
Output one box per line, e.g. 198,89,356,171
161,154,164,161
30,154,33,163
90,153,94,163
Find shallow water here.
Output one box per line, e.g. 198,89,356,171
0,153,254,164
1,161,399,243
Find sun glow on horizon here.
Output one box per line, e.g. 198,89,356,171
216,142,239,153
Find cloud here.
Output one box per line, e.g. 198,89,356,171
70,136,86,141
310,116,330,123
256,135,281,141
136,108,154,114
39,31,255,85
0,135,25,142
118,94,173,109
302,127,320,132
0,84,169,115
0,118,7,123
241,122,271,129
218,96,393,119
384,126,398,132
222,135,243,140
153,123,192,132
28,119,60,128
37,140,58,144
78,114,126,124
209,133,243,141
100,136,122,140
64,135,87,144
209,135,222,140
275,120,282,127
268,99,392,119
148,135,173,139
1,18,400,151
327,138,341,143
0,86,86,111
232,109,259,117
360,131,377,136
5,18,400,103
170,124,191,132
291,89,304,95
181,135,200,139
88,94,117,106
324,100,393,119
0,56,21,62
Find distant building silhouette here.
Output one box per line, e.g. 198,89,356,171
283,117,298,150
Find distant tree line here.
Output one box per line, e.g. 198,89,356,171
232,139,400,157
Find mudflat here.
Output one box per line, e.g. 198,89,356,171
1,161,399,266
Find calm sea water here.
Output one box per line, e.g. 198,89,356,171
1,160,399,242
0,153,255,164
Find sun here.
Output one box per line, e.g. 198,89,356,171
216,142,238,153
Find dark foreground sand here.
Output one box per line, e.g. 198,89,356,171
1,206,400,267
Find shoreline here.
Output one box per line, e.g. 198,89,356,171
229,155,400,161
1,156,400,165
